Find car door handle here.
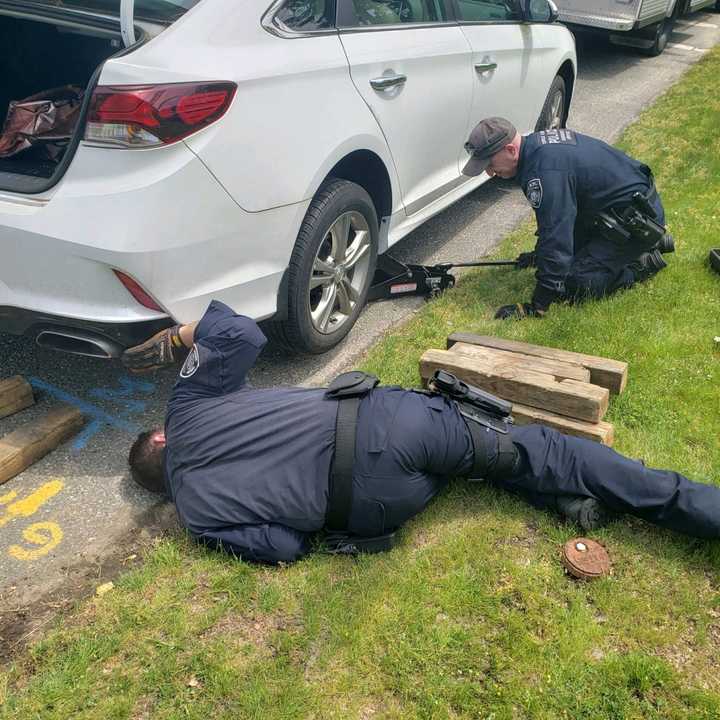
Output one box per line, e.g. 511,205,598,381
370,74,407,91
474,62,498,74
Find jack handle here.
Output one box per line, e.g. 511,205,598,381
433,260,518,271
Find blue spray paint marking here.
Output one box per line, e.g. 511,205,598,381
29,376,157,451
89,377,156,414
91,376,155,397
71,419,105,452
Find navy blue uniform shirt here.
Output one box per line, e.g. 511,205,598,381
164,300,339,564
163,301,475,564
516,128,659,306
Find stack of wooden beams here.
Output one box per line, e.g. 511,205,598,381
0,375,84,485
419,333,628,446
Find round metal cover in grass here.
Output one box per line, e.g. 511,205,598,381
561,537,610,580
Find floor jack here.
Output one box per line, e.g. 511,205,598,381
367,254,518,302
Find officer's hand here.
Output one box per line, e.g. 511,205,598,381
515,251,537,270
121,325,186,373
494,302,546,320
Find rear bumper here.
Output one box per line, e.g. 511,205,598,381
0,305,172,350
0,140,309,346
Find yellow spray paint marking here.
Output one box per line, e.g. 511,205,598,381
0,480,64,529
9,521,63,561
0,490,18,504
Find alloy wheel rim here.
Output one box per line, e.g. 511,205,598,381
548,91,564,129
308,211,371,334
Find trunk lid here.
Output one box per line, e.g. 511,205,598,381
0,0,200,45
1,0,198,23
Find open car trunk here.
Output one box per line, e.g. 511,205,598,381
0,13,121,191
0,0,194,194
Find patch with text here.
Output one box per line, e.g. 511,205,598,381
180,344,200,378
538,128,576,145
526,178,543,209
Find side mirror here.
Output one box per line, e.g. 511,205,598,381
526,0,559,23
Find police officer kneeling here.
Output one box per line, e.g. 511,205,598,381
463,118,674,320
126,301,720,564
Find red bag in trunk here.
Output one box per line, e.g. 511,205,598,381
0,85,83,159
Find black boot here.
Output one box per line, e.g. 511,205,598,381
629,249,667,282
655,233,674,254
709,248,720,274
556,496,616,532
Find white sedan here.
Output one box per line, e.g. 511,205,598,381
0,0,576,356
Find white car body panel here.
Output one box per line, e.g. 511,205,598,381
339,25,473,215
0,140,309,324
461,23,574,135
106,1,404,214
386,173,485,244
0,0,576,348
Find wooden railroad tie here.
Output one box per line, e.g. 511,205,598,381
446,333,628,395
0,375,35,420
420,348,609,424
0,375,85,485
419,333,627,446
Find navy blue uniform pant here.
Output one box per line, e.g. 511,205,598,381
351,390,720,539
504,425,720,539
565,191,666,300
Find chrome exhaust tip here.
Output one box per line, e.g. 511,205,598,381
35,329,123,359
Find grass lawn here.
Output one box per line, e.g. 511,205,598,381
2,48,720,720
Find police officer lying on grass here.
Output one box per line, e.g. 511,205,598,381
124,300,720,565
463,118,675,320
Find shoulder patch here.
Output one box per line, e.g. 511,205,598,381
526,178,543,209
538,128,577,145
179,344,200,378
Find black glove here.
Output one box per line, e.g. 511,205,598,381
515,251,537,270
121,325,186,373
494,302,546,320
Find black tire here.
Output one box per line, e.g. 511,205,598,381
271,178,378,354
640,14,675,56
534,75,567,132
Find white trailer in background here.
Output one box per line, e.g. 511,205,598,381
553,0,717,55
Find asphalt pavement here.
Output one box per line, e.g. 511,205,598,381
1,13,719,608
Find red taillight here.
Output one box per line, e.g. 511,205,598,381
114,270,164,312
85,82,236,147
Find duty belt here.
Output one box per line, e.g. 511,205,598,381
590,181,666,247
427,369,518,481
324,370,521,534
324,371,378,532
323,372,401,555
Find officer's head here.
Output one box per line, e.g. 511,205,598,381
128,427,167,495
463,117,521,180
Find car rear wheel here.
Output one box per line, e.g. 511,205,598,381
273,178,378,354
534,75,567,132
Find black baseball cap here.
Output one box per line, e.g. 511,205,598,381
462,117,517,177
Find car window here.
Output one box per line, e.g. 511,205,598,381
455,0,521,22
274,0,336,30
340,0,450,27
